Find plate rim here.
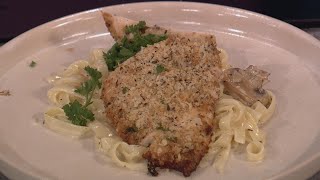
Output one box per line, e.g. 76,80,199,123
0,1,320,180
1,1,320,53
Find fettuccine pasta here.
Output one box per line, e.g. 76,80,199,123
43,48,275,173
44,49,147,170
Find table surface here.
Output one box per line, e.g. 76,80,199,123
0,28,319,180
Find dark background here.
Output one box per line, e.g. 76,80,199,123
1,0,320,42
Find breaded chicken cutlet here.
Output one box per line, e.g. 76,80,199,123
101,12,223,177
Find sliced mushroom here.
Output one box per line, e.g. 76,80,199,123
223,65,271,107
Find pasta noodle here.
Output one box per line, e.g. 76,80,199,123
44,49,147,170
201,91,276,172
43,48,276,173
44,107,92,138
198,49,276,172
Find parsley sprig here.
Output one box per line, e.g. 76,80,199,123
74,66,102,107
62,100,94,126
62,66,102,126
104,21,168,71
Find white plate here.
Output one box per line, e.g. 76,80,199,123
1,2,320,180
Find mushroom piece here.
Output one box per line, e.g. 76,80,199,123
223,65,271,107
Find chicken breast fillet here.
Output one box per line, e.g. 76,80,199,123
101,12,223,176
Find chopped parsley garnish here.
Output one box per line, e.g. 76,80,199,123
74,66,102,106
62,100,94,126
29,61,37,68
122,87,129,94
156,123,170,131
125,21,147,35
62,66,102,126
104,21,167,71
155,64,166,74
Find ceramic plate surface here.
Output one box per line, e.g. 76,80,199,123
1,2,320,180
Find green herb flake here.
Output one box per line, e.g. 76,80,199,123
156,123,170,131
122,87,129,94
155,64,166,74
29,61,37,68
